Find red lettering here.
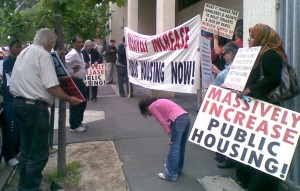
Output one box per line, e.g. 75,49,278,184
163,33,171,50
260,103,272,117
256,120,268,135
179,27,185,48
224,108,234,122
271,107,281,122
233,111,245,126
168,31,175,50
291,113,300,128
209,102,223,117
283,128,298,145
221,92,232,105
184,27,190,49
271,125,282,139
173,30,181,50
280,110,288,125
245,115,256,130
206,87,222,101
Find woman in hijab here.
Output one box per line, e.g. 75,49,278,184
236,23,287,191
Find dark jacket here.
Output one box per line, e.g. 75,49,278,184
117,43,127,66
105,45,117,62
246,49,282,102
81,48,103,64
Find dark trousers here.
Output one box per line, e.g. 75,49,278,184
13,98,49,191
70,78,88,129
2,101,20,162
86,86,98,99
236,163,279,191
116,65,133,96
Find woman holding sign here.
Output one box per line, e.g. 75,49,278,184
138,98,190,182
236,23,286,191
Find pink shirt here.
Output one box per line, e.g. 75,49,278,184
148,99,187,134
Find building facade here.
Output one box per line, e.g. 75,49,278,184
109,1,300,189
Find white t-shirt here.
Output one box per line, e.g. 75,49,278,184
65,48,86,79
10,44,59,105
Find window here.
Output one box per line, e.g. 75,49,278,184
178,0,201,11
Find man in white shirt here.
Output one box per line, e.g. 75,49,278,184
65,35,88,132
10,28,82,191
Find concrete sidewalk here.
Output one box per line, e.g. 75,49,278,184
0,85,239,191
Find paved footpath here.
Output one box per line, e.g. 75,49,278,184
0,84,240,191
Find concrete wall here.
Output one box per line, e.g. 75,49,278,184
110,3,127,45
176,0,243,26
243,0,277,47
138,0,156,35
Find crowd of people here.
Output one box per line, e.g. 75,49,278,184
0,20,291,191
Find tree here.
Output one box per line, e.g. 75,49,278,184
0,0,124,45
0,0,125,174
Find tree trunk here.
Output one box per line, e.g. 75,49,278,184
54,0,67,174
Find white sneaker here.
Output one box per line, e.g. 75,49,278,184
158,173,166,180
70,126,86,132
81,123,88,128
7,158,19,167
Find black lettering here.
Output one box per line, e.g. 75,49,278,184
204,134,216,147
268,142,280,157
216,138,229,153
265,158,279,174
190,129,204,143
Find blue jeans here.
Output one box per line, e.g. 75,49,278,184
164,113,190,181
13,97,50,191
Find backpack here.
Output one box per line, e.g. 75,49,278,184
266,61,300,103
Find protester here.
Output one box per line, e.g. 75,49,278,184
104,39,118,84
233,25,243,48
116,37,133,97
1,40,22,167
202,31,228,75
213,42,239,168
9,28,82,191
82,40,103,102
138,98,190,182
213,42,239,87
235,23,284,191
65,35,88,132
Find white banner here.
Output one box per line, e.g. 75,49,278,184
125,15,201,94
189,85,300,180
201,3,239,39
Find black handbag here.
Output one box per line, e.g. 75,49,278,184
266,61,300,103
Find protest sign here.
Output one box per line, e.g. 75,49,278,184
84,64,106,86
125,15,201,94
189,85,300,180
200,36,212,88
51,52,85,101
222,46,261,91
201,3,239,39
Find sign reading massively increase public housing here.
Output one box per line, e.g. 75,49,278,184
189,86,300,180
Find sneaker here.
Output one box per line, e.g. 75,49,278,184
7,158,19,167
70,126,86,132
81,123,88,128
158,173,167,180
92,97,97,102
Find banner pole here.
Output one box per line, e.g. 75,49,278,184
197,47,203,110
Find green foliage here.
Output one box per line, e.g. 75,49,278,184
46,161,83,186
0,0,125,45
